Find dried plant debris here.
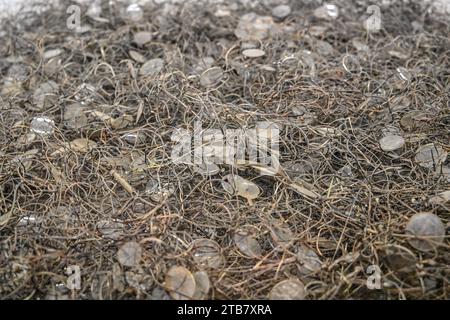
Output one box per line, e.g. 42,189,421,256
97,220,125,240
0,0,449,300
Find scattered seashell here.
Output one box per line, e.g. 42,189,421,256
405,213,445,252
139,58,164,76
291,106,317,125
192,56,215,75
435,166,450,182
133,31,152,45
379,135,405,152
74,83,98,105
148,182,175,202
222,174,260,204
97,220,125,240
193,162,220,176
269,279,306,300
414,144,447,169
309,25,327,37
32,81,59,110
271,5,291,20
338,164,353,178
429,191,450,205
381,244,417,272
234,229,262,258
117,241,142,267
17,215,40,227
30,116,54,135
214,8,231,17
68,138,97,153
259,64,276,72
1,81,23,96
396,67,412,81
165,266,196,300
400,110,432,131
296,245,322,275
269,220,294,250
221,178,234,195
150,287,171,300
390,95,411,112
121,131,147,145
315,40,334,56
191,238,224,269
63,103,87,129
314,4,339,20
7,63,28,82
110,114,133,130
43,49,63,60
125,4,144,22
129,50,146,63
200,67,224,87
352,38,369,52
388,50,409,60
242,48,265,58
192,271,210,300
235,13,277,40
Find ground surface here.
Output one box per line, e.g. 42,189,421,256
0,0,449,300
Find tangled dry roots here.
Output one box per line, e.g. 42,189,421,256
0,0,448,299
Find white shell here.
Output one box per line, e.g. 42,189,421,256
379,135,405,152
242,49,265,58
30,116,55,135
272,5,291,20
414,144,447,168
126,4,144,22
139,58,164,76
405,213,445,252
